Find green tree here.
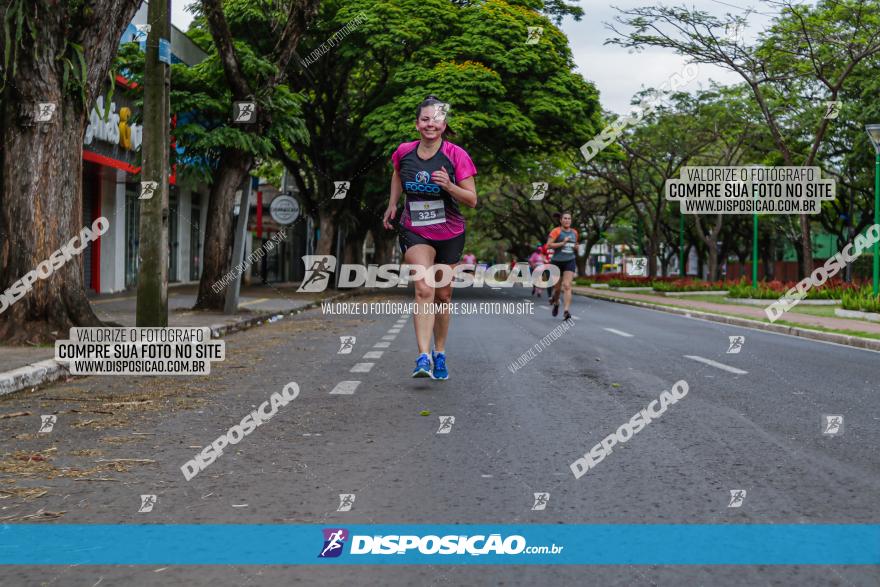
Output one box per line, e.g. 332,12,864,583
276,0,601,266
608,0,880,277
187,0,317,310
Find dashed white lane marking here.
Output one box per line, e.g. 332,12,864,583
363,351,383,359
388,329,401,334
381,335,396,341
572,315,581,321
374,342,390,348
350,363,374,373
684,355,748,375
603,327,633,338
330,381,361,395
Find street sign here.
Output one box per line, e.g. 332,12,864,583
158,38,171,64
270,194,300,225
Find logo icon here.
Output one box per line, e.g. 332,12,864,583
415,171,430,184
297,255,337,292
319,528,349,558
629,257,647,276
530,182,548,201
338,336,356,354
727,335,745,354
431,102,450,122
133,24,151,41
531,492,550,511
437,416,455,434
526,26,543,45
337,494,355,512
38,415,56,433
35,102,56,122
823,101,842,120
727,489,746,508
233,101,256,123
139,181,157,200
822,414,843,435
332,181,350,200
138,494,157,513
722,21,744,44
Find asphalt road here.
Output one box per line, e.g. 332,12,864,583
1,286,878,586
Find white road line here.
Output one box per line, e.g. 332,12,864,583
572,315,581,321
684,355,748,375
374,342,390,348
381,335,396,341
363,351,383,359
330,381,361,395
603,328,633,338
350,363,374,373
388,329,401,334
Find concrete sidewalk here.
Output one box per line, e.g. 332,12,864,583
573,285,880,351
0,283,346,397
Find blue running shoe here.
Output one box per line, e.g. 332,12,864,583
432,351,449,380
412,353,432,378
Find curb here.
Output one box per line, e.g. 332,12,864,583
0,290,361,399
574,288,880,353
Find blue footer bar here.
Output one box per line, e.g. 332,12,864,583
1,524,878,565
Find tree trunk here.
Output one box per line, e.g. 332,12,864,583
343,231,365,265
373,229,396,264
0,93,102,343
799,215,813,277
0,0,140,344
194,149,253,310
315,209,337,256
646,238,658,277
763,230,776,281
706,247,719,282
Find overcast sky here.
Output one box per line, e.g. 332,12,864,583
170,0,776,114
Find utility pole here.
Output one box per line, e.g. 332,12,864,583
225,176,254,314
136,0,171,326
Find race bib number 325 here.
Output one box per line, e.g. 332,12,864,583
409,199,446,226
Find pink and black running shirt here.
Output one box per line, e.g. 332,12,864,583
391,140,477,240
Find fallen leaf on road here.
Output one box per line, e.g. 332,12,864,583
0,487,48,500
420,410,431,416
0,508,65,521
102,400,153,408
71,449,103,457
0,411,31,419
611,383,621,388
14,454,46,462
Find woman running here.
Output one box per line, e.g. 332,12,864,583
528,245,546,297
383,96,478,379
546,212,578,321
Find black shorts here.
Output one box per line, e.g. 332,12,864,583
398,227,465,265
551,258,577,274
